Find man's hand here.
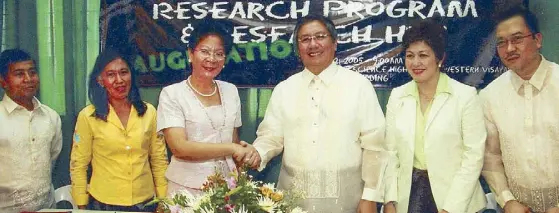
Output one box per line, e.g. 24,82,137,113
545,207,559,213
383,202,396,213
358,199,378,213
239,141,261,169
504,200,530,213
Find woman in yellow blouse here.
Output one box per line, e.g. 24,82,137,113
70,49,168,212
383,20,487,213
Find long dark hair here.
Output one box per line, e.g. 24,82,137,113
88,48,146,121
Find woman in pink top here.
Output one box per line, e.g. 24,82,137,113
156,19,258,196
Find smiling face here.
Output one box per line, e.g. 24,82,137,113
188,34,226,79
405,41,441,84
495,15,542,76
98,58,131,102
296,20,336,74
0,60,39,102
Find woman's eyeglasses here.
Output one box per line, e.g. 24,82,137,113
194,48,226,61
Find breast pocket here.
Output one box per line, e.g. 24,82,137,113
139,120,154,150
279,97,306,128
0,122,14,148
34,119,56,147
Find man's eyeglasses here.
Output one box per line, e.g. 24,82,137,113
496,33,534,48
194,48,226,61
298,33,330,44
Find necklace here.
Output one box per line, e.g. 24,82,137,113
187,77,217,97
187,79,226,131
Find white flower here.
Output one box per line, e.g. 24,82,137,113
233,205,249,213
263,183,276,190
289,207,308,213
172,189,195,201
187,194,207,210
246,180,258,189
168,205,195,213
206,188,216,196
258,196,277,212
168,205,182,213
199,206,215,213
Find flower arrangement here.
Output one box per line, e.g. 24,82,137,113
151,166,306,213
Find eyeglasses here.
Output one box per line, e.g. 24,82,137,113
496,33,534,48
194,48,226,61
298,33,330,44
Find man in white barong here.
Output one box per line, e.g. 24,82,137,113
0,49,62,213
480,5,559,213
248,15,387,213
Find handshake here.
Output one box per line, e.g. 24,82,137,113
232,141,261,169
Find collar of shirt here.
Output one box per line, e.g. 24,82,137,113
1,93,43,114
510,54,550,93
404,72,452,98
106,103,140,131
301,62,338,87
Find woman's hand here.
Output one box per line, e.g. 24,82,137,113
232,141,261,169
231,143,251,162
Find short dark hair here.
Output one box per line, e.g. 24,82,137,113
402,19,447,61
88,48,146,121
293,14,337,54
0,49,34,78
493,5,539,34
188,18,233,55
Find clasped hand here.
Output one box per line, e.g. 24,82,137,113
232,141,261,169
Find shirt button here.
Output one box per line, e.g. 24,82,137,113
313,123,318,126
125,146,131,150
32,138,35,141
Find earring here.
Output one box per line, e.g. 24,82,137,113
438,63,442,68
